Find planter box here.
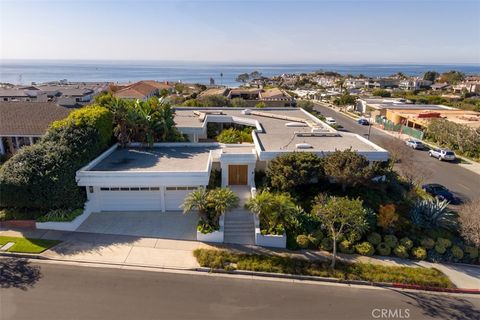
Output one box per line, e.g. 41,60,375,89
255,227,287,248
36,210,92,231
197,230,224,243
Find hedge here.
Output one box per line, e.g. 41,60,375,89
0,106,113,212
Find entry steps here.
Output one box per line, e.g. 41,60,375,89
224,209,255,245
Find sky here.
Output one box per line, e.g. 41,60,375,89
0,0,479,64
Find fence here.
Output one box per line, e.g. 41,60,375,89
375,116,424,140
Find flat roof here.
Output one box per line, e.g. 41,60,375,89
174,108,382,153
90,146,214,172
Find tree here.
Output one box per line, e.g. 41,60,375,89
423,71,440,82
323,149,376,192
249,71,262,79
458,199,480,247
235,73,250,83
312,196,368,268
438,70,465,85
182,188,210,224
266,152,324,192
246,190,299,235
296,100,315,113
230,97,248,108
216,128,252,144
372,89,391,97
333,93,356,107
207,188,239,227
198,94,230,107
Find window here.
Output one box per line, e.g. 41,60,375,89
130,187,140,191
100,187,110,191
166,186,199,191
140,187,149,191
120,188,129,191
150,187,160,191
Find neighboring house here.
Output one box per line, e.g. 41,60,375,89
452,81,480,94
355,97,410,114
399,79,432,91
365,78,400,88
0,89,36,102
76,107,388,213
431,83,450,91
198,87,229,98
113,80,175,100
384,109,480,130
0,102,73,155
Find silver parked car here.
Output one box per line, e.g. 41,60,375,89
428,148,456,161
405,139,424,150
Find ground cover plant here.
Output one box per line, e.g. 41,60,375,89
194,249,453,288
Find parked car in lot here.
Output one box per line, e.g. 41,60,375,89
325,117,337,125
405,139,424,150
422,183,458,203
357,118,370,126
428,148,456,161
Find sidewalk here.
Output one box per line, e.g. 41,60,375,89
1,228,479,289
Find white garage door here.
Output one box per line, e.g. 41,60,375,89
164,187,198,211
97,187,162,211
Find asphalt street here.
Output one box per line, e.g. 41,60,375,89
313,103,480,202
1,259,479,320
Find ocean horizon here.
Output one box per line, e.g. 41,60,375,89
1,60,479,87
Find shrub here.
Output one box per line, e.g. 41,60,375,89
465,246,479,259
308,230,323,247
320,238,333,251
436,238,452,248
411,247,427,260
216,128,253,144
410,198,458,231
376,243,391,256
296,235,310,249
400,237,413,250
255,102,266,108
435,244,446,255
384,235,398,248
377,204,399,231
367,232,382,245
420,237,435,249
36,208,83,222
355,242,375,256
393,245,409,259
339,240,355,254
451,245,464,260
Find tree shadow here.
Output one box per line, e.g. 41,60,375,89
0,258,42,290
395,289,480,320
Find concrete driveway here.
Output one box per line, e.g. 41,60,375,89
76,211,198,240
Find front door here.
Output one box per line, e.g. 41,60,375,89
228,165,248,185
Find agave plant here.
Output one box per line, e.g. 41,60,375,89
410,198,458,230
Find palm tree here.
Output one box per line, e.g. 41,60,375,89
208,188,239,228
182,188,209,222
246,190,298,235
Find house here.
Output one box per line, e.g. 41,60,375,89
113,81,174,100
355,97,410,114
385,109,480,130
399,79,432,91
365,78,400,88
452,81,480,94
431,83,450,91
0,101,73,155
76,107,388,213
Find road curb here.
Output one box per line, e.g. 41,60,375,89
2,252,478,295
195,267,480,295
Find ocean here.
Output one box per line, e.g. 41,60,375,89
1,60,479,87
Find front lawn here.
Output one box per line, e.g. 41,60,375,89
194,249,453,288
0,236,60,253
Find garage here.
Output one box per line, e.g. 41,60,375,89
97,187,162,211
165,186,198,211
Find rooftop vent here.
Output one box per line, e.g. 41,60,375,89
242,109,252,115
295,143,313,149
285,122,307,127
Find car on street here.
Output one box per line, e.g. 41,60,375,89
325,117,337,125
422,183,458,203
405,139,425,150
428,148,456,161
357,118,370,126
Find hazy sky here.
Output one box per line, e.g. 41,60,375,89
1,0,479,64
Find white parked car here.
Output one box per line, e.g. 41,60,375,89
325,117,337,125
405,139,424,150
428,148,456,161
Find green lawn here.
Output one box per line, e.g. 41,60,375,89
0,236,60,253
194,249,453,288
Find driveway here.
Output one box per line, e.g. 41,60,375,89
76,211,198,240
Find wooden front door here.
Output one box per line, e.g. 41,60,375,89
228,165,248,185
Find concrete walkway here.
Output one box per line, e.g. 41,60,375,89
1,228,479,289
